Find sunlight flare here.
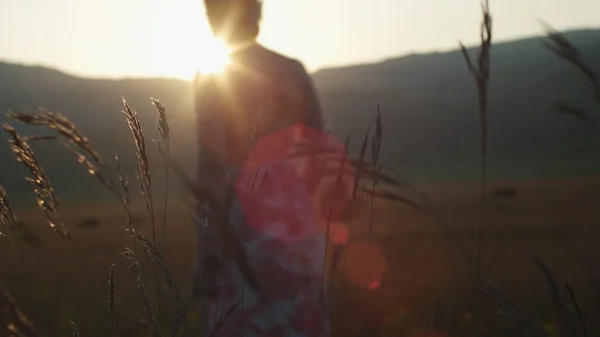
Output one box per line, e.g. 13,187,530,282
198,38,231,75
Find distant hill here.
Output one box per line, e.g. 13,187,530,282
313,29,600,172
1,29,600,206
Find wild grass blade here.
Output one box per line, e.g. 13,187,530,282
542,22,600,111
3,123,105,333
542,23,597,85
368,107,383,251
108,264,116,335
5,110,118,194
207,299,242,337
6,109,102,164
126,227,182,305
551,100,595,122
318,139,350,329
137,277,162,337
170,297,192,337
531,256,581,337
151,98,171,259
0,184,17,249
70,321,80,337
122,247,141,274
459,0,492,291
60,139,115,193
291,147,406,188
2,123,69,239
121,99,155,243
123,250,160,336
115,155,132,230
292,127,476,267
121,98,162,316
565,281,587,337
0,281,38,337
361,188,423,209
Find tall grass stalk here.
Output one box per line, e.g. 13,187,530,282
316,134,351,335
121,98,163,316
114,155,132,231
459,0,492,290
151,98,170,258
123,227,196,337
121,248,161,337
542,22,600,121
3,101,246,335
368,107,382,253
138,276,162,337
121,99,156,246
6,110,116,194
1,123,105,334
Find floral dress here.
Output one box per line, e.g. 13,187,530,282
193,43,343,337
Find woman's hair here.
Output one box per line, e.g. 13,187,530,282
204,0,262,41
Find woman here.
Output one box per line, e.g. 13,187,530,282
192,1,341,336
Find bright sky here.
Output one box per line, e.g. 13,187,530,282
0,0,598,80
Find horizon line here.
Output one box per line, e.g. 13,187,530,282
1,26,598,82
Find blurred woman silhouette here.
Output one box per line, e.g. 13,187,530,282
192,0,336,336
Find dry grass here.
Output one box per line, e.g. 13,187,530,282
0,184,17,249
2,123,69,240
1,178,600,336
115,155,133,230
0,90,435,336
2,121,108,335
138,276,161,337
459,0,493,290
543,23,600,106
542,22,600,123
6,110,115,194
122,99,155,245
0,93,248,336
151,97,171,259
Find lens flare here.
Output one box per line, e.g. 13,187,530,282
343,241,387,289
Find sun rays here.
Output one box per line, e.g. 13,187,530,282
197,37,231,75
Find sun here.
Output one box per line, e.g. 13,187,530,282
152,5,232,80
161,35,231,80
197,37,231,75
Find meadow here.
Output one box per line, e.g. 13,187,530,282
3,177,600,336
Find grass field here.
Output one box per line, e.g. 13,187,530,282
2,174,600,336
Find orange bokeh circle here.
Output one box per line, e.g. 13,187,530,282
343,241,388,290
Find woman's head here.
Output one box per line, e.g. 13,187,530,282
204,0,262,44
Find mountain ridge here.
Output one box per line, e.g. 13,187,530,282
1,28,600,205
3,28,598,83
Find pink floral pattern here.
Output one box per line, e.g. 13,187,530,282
202,196,333,337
